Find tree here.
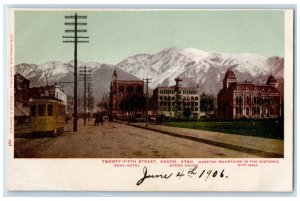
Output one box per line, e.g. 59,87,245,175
183,107,191,121
200,93,216,117
97,93,110,111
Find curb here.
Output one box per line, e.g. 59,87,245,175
128,124,283,158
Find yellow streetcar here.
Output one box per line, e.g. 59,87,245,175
30,98,66,136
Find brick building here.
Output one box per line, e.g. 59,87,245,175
109,70,144,117
152,78,200,119
217,69,282,119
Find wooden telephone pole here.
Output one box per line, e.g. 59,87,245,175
79,66,92,125
63,13,89,132
143,78,152,127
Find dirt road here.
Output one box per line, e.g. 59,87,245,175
14,120,258,158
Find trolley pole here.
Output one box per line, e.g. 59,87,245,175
63,13,89,132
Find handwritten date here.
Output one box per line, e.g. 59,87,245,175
136,165,228,185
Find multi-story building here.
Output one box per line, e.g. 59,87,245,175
217,69,282,119
109,70,144,117
152,78,200,119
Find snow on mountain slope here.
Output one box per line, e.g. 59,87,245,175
15,61,140,101
15,47,284,101
116,47,284,94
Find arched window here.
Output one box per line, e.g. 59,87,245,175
126,86,133,93
168,96,171,100
159,96,163,101
195,97,199,101
164,96,167,100
254,96,257,104
135,86,143,93
246,107,250,115
172,96,175,100
246,96,250,104
239,106,242,114
119,86,124,93
236,96,239,104
191,96,194,101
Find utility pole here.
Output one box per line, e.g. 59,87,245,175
63,13,89,132
143,78,152,127
79,66,91,125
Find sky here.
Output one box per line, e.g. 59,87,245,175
14,10,284,65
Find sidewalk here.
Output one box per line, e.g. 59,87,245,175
130,123,284,158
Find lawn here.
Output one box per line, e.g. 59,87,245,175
167,120,284,139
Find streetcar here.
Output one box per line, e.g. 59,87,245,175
29,97,66,136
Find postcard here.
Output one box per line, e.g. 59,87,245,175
6,8,294,191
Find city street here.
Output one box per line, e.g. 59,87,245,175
14,119,259,158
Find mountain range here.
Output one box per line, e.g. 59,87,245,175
15,47,284,102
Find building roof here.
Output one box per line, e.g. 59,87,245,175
220,82,280,94
156,86,197,89
114,80,144,84
223,69,236,80
266,75,277,84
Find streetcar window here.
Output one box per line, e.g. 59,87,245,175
30,104,36,116
47,104,54,116
38,104,46,116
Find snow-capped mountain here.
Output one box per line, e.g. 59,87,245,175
116,47,284,95
15,61,140,102
15,47,284,102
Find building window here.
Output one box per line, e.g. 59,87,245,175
126,86,133,93
239,106,242,114
246,107,250,115
47,104,54,116
119,86,124,92
172,96,175,100
30,104,36,116
236,107,239,115
160,96,163,101
246,96,250,104
135,86,143,93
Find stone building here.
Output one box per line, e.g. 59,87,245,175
109,70,144,117
217,69,282,119
152,78,200,119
